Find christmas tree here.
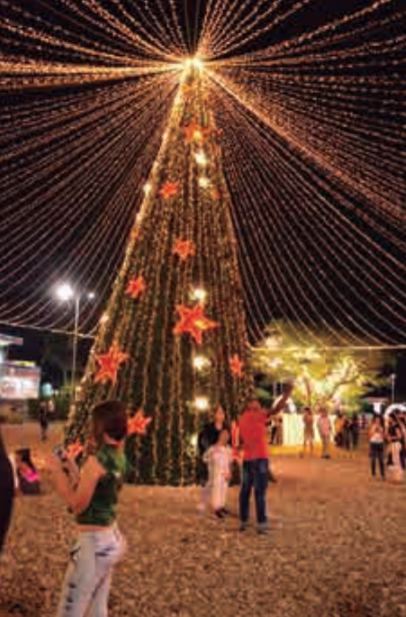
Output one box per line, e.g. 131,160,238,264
65,60,252,485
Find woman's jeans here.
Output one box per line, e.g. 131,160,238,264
57,525,126,617
239,459,269,526
370,443,385,478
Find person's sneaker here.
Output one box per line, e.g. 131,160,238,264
239,522,248,532
221,508,232,517
214,509,225,519
257,524,270,535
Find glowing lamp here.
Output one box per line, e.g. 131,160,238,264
195,397,209,411
190,433,198,448
195,152,208,166
193,356,209,371
144,183,151,195
100,313,109,324
56,283,74,302
199,177,210,188
192,287,207,302
191,57,203,70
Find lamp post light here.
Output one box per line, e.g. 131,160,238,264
56,284,95,407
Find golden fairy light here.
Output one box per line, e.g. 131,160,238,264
0,0,404,349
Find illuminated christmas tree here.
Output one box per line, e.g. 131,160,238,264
65,60,252,485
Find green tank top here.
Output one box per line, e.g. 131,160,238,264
76,444,127,527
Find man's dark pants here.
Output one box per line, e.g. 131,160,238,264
239,459,269,526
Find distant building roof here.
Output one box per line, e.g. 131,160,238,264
0,333,23,347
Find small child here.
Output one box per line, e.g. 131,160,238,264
203,429,232,519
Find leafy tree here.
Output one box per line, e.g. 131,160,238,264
252,322,391,412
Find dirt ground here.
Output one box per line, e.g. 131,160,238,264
1,423,406,617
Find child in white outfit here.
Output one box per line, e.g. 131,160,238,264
203,429,232,519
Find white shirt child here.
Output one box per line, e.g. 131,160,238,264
203,443,232,512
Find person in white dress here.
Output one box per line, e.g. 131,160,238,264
203,429,232,519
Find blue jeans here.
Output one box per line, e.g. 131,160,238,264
239,459,269,525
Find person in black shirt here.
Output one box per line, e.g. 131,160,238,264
197,406,229,513
0,427,14,555
387,414,403,481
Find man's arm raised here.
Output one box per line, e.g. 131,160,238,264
267,381,294,419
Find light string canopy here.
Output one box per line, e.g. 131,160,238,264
0,0,404,349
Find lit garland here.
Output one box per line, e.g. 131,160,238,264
0,1,404,349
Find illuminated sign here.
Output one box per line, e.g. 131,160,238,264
0,362,40,400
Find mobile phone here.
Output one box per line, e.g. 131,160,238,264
52,445,67,461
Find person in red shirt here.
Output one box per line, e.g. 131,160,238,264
238,382,294,533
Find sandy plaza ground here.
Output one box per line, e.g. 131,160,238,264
1,422,406,617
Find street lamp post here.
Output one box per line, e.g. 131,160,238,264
390,373,396,404
56,284,94,408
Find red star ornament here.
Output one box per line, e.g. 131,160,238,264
173,239,196,261
126,275,146,299
230,354,244,378
183,119,200,143
173,304,218,345
160,181,180,200
94,343,129,385
127,409,152,436
183,121,209,143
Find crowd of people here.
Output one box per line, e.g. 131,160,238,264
1,391,405,616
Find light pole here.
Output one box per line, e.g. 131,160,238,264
390,373,396,404
56,284,94,407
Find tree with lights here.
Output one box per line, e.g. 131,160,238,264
253,323,389,412
65,60,252,485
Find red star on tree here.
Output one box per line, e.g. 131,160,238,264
183,120,209,143
183,119,200,143
230,354,244,378
126,275,146,299
173,304,218,345
94,343,129,385
127,409,152,436
173,239,196,261
160,181,180,200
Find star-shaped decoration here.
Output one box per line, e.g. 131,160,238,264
183,119,200,143
230,354,244,378
160,181,180,200
173,304,218,345
66,440,84,461
127,409,152,436
94,343,129,385
126,275,146,300
183,120,209,143
173,238,196,261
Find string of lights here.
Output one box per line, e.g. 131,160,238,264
0,0,404,351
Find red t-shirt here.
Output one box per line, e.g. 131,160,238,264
239,409,269,461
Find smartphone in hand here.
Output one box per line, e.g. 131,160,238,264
52,445,67,462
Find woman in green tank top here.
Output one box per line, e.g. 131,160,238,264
50,400,129,617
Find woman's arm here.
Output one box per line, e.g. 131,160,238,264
51,456,105,515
